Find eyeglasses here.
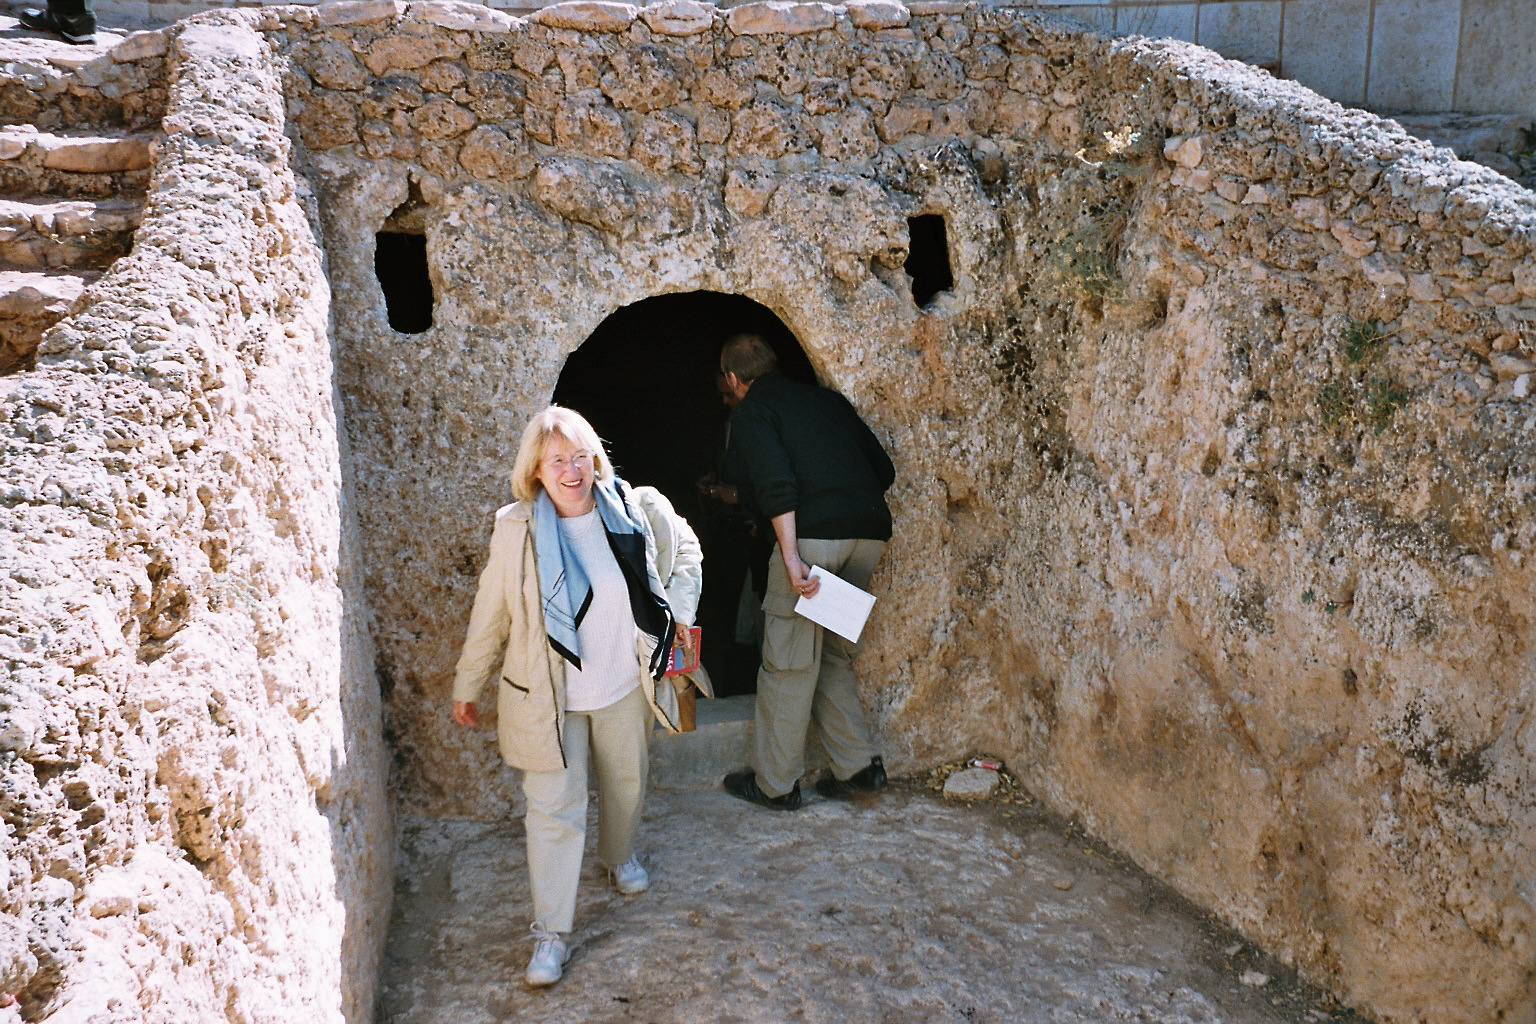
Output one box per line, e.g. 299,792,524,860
541,451,594,472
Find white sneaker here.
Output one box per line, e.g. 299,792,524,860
525,925,569,987
608,855,650,895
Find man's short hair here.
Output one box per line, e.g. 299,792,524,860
720,333,779,384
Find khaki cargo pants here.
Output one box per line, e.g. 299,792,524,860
751,538,884,798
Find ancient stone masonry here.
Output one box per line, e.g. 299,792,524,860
280,5,1535,1022
1,1,1533,1022
0,16,390,1024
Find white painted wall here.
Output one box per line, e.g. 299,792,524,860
1016,0,1533,116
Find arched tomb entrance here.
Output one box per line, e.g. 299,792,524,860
551,291,814,695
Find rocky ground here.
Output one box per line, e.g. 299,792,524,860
380,776,1364,1024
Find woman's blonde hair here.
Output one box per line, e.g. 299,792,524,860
510,406,614,501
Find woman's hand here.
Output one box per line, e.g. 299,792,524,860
453,701,478,726
674,622,695,659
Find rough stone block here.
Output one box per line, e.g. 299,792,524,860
316,0,406,26
1280,0,1369,106
530,1,638,31
307,39,370,91
363,35,466,74
879,97,930,142
639,0,714,36
406,1,516,31
109,29,169,63
844,0,909,29
1163,134,1203,168
724,165,776,216
1491,352,1536,379
1330,221,1378,258
1361,254,1406,288
411,98,478,139
726,1,837,36
300,91,362,149
36,133,156,173
1367,0,1459,112
175,23,264,61
533,159,634,232
943,767,999,800
1408,273,1442,302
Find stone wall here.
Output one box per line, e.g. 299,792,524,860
0,16,390,1023
88,0,1536,120
3,1,1533,1022
274,3,1534,1022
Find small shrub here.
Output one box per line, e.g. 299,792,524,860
1317,379,1351,425
1342,317,1385,363
1315,316,1408,435
1049,225,1118,297
1365,375,1409,432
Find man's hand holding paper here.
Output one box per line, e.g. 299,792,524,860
793,565,876,643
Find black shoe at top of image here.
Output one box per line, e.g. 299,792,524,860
814,756,888,800
723,770,803,811
18,7,96,44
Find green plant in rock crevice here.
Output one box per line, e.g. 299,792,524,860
1044,127,1152,302
1315,317,1409,435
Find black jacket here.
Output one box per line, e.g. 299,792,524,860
723,374,895,541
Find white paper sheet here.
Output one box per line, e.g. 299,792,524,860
793,565,876,643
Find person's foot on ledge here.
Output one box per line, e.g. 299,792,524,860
18,6,96,44
723,769,803,810
815,755,888,799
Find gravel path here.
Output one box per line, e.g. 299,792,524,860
380,783,1360,1024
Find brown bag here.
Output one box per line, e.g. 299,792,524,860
668,663,713,732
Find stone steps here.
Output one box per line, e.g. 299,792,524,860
0,195,143,269
0,127,160,198
648,694,829,792
0,268,96,374
0,127,156,372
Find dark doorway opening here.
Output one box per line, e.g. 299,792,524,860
375,232,434,334
905,214,954,307
552,291,815,696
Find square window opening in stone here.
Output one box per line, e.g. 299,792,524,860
374,231,434,335
906,214,954,307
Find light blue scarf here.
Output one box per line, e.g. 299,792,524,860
534,478,673,678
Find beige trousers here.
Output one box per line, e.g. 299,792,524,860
752,538,884,798
522,683,650,934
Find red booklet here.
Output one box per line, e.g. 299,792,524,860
664,626,702,676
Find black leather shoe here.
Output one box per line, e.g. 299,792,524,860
19,7,96,43
815,756,888,799
723,770,802,810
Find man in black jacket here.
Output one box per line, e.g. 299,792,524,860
718,334,894,810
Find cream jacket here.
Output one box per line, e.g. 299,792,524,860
451,484,703,772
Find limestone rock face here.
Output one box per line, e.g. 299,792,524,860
284,10,1534,1024
4,4,1535,1024
2,12,390,1024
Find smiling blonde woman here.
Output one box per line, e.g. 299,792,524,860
451,406,702,987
